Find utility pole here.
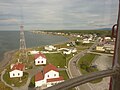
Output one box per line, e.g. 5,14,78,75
111,0,120,90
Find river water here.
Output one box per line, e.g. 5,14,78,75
0,31,69,61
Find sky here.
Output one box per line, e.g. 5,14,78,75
0,0,119,30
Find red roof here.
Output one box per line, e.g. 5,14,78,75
43,64,58,75
12,63,25,71
35,72,44,81
47,76,64,82
34,53,46,59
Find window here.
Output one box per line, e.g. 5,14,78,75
18,73,20,76
54,74,56,77
41,61,43,63
13,74,15,76
38,61,40,63
48,75,49,77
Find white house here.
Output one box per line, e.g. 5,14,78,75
44,45,56,51
70,48,77,53
43,64,64,87
9,63,25,78
96,46,105,52
43,64,60,80
35,72,46,87
88,38,92,41
82,39,90,44
63,50,71,55
104,37,111,40
29,50,39,55
35,64,64,88
34,53,47,65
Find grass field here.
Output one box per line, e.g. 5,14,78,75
45,53,66,68
78,53,102,83
78,53,97,68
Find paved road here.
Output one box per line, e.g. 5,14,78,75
68,39,99,90
68,51,92,90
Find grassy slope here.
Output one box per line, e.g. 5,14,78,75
78,53,102,83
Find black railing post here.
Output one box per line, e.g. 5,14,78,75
112,0,120,90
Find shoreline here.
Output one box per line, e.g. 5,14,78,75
0,33,72,72
0,41,71,71
0,50,17,71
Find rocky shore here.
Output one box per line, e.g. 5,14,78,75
0,50,16,71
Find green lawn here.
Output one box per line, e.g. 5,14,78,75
3,71,29,87
78,53,102,83
78,53,97,69
45,53,66,68
59,70,69,80
45,53,73,68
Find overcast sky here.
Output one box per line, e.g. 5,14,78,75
0,0,119,30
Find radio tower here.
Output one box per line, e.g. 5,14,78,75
19,24,27,62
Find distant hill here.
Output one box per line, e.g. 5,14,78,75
43,29,112,36
96,28,111,30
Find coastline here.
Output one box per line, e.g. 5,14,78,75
0,40,70,72
0,50,17,71
0,33,72,72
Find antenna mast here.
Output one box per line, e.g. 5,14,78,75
19,7,27,62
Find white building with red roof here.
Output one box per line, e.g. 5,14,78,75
35,64,64,88
9,63,25,78
35,72,46,87
34,53,47,65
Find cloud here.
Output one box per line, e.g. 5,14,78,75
0,0,119,30
0,18,18,23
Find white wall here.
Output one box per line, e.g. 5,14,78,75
35,80,46,87
96,46,105,51
44,70,59,80
35,56,46,65
63,50,71,54
47,80,64,87
9,70,23,78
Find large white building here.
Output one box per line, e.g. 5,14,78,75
35,64,64,88
44,45,56,51
34,53,47,65
96,46,105,52
29,50,39,55
9,63,25,78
